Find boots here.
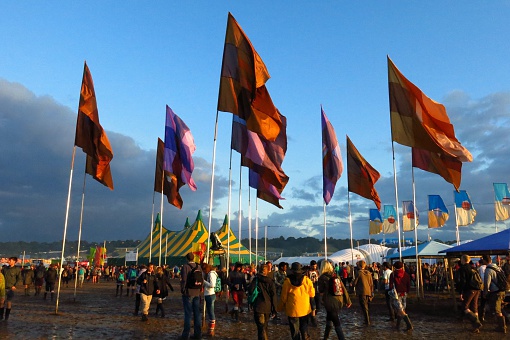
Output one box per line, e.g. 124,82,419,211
155,303,160,316
496,315,507,334
159,304,165,318
395,316,401,330
141,314,148,322
50,292,54,301
465,311,482,332
0,307,4,320
4,309,10,321
234,310,239,321
334,325,345,340
402,314,413,332
323,322,332,340
311,314,318,327
44,292,47,300
207,320,216,337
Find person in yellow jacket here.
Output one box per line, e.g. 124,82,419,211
0,271,5,320
277,262,315,340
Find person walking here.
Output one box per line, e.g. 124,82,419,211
179,252,203,340
0,270,6,320
457,255,483,333
21,265,34,296
381,262,395,322
1,257,22,321
136,263,159,322
203,263,218,336
43,264,57,301
307,260,320,327
352,260,374,326
389,261,413,332
318,260,351,340
154,266,174,318
277,262,315,340
482,254,507,333
228,262,247,321
248,264,277,340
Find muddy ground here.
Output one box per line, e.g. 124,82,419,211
0,279,507,339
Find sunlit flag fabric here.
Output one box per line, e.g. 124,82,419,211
346,136,381,210
218,12,282,141
382,205,397,234
164,105,197,192
155,138,183,209
322,107,343,205
388,56,472,163
454,190,476,226
402,200,418,232
428,195,449,228
493,183,510,221
412,148,462,191
74,61,114,190
249,168,284,209
369,209,382,235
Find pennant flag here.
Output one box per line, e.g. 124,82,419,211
454,190,476,226
155,138,183,209
428,195,449,228
369,209,382,235
388,56,472,162
232,113,289,191
164,105,197,192
382,205,397,234
412,148,462,191
218,12,282,141
402,200,419,232
74,61,114,190
249,168,284,209
346,136,381,210
322,107,343,205
493,183,510,221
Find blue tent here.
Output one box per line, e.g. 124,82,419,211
440,228,510,256
386,241,451,260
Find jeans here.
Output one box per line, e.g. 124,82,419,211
182,295,201,338
288,314,310,340
254,312,269,340
140,293,152,316
205,294,216,321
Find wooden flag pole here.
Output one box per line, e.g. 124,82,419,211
73,170,87,301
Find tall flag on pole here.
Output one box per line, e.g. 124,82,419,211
402,200,418,232
155,138,183,209
369,209,382,235
382,205,397,234
493,183,510,221
412,148,462,191
322,107,343,205
454,190,476,226
164,105,197,192
428,195,449,228
74,61,114,190
388,56,472,163
218,12,282,141
346,136,381,210
249,169,284,209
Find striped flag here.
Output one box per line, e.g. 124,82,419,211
493,183,510,221
428,195,449,228
369,209,382,235
454,190,476,226
382,205,397,234
402,200,418,232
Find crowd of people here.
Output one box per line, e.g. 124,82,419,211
1,252,509,339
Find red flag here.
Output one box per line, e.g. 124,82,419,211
74,61,114,190
346,136,381,210
218,13,282,141
412,148,462,191
155,138,183,209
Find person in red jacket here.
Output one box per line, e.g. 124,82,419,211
389,261,413,332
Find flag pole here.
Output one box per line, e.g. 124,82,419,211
56,146,77,314
248,188,252,264
224,139,234,268
255,199,259,264
238,165,242,262
391,141,402,261
264,225,267,262
205,111,220,264
149,192,156,264
323,202,328,261
73,170,87,301
411,167,421,299
347,192,355,267
453,192,460,245
159,167,165,267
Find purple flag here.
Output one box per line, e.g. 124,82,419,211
164,105,197,191
322,107,343,205
249,168,284,209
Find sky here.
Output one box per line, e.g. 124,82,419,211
1,2,510,246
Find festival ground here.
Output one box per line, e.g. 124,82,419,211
0,279,506,339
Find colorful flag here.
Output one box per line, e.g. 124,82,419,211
322,107,343,205
217,12,282,141
249,168,284,209
155,138,183,209
164,105,197,191
402,200,419,232
412,148,462,191
454,190,476,226
428,195,449,228
346,136,381,210
74,61,114,190
369,209,382,235
493,183,510,221
388,56,472,162
382,205,397,234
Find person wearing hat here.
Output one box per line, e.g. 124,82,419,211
352,260,374,326
389,261,413,332
307,260,320,327
277,262,315,340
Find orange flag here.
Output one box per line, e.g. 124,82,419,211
412,148,462,191
74,61,114,190
155,138,183,209
346,136,381,210
217,12,282,141
388,56,472,162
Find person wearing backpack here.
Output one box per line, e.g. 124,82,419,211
202,263,218,337
457,255,483,333
318,260,351,340
179,252,203,340
228,262,247,321
482,254,507,333
248,264,277,340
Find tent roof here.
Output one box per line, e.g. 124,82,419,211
440,228,510,256
215,215,263,263
386,241,451,260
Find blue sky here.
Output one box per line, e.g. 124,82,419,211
1,2,510,245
